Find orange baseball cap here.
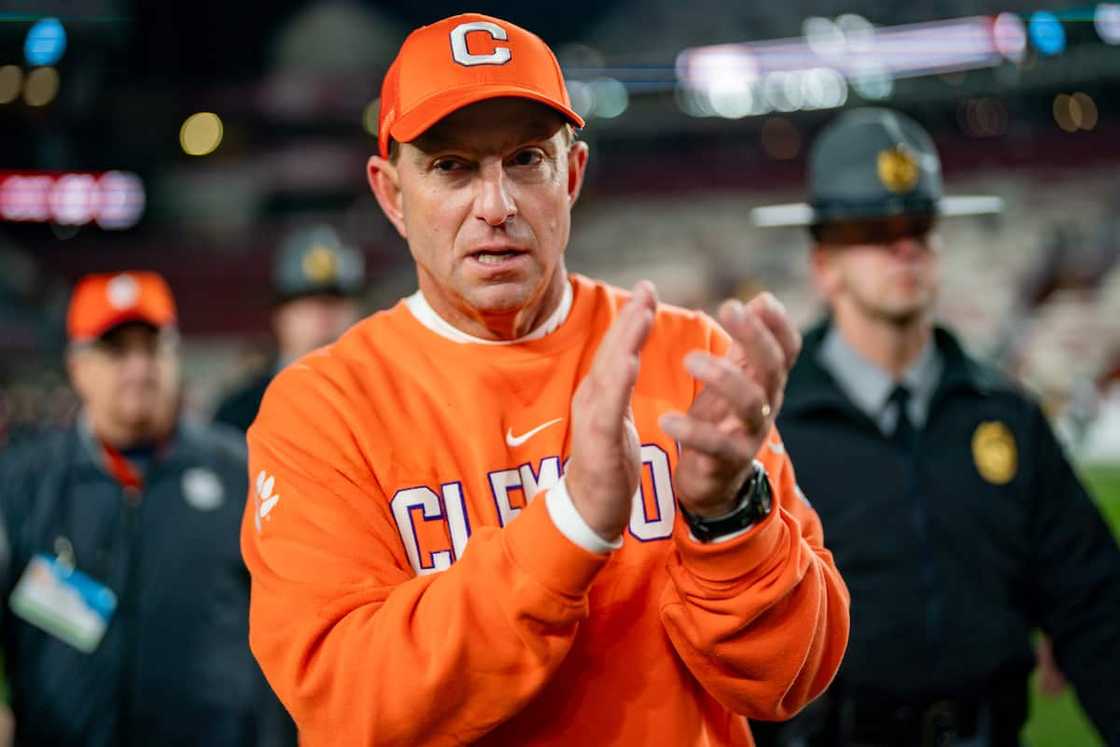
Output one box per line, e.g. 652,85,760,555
67,271,178,342
377,13,584,158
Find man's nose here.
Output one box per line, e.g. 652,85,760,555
890,234,929,258
118,347,159,376
475,161,517,226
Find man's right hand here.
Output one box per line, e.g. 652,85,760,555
565,281,658,542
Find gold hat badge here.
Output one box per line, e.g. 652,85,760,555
877,146,921,194
302,245,339,284
971,421,1018,485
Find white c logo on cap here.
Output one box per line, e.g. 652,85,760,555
450,22,512,66
106,273,139,310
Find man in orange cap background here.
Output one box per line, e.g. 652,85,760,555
65,271,181,451
0,271,290,746
243,13,848,746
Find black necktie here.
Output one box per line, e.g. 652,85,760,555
889,385,916,450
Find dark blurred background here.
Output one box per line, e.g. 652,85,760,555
1,6,1119,454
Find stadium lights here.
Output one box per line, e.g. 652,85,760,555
1095,3,1120,43
0,66,22,104
1054,92,1099,132
590,78,629,119
24,17,66,67
0,171,146,229
675,12,1092,118
678,67,846,119
180,112,224,156
993,13,1028,62
566,77,629,120
678,16,1001,87
23,67,59,107
1029,11,1067,56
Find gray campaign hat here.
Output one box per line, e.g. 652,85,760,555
751,107,1002,228
273,225,366,302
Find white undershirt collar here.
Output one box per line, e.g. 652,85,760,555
405,280,573,345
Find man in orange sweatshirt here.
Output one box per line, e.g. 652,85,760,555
242,13,849,746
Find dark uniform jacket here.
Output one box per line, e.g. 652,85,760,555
0,419,279,746
772,322,1120,744
214,364,275,433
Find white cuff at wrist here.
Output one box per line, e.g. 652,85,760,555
545,476,624,555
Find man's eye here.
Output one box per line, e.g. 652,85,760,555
512,150,544,167
433,159,466,173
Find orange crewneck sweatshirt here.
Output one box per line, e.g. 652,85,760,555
242,274,849,746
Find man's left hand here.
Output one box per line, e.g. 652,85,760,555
659,292,801,518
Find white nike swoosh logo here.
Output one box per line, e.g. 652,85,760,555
506,418,563,448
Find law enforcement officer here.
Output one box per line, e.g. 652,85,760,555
0,271,287,746
751,108,1120,746
214,225,365,431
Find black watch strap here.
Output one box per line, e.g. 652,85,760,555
679,460,773,543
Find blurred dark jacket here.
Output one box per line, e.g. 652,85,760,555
0,419,290,746
214,362,275,433
760,322,1120,746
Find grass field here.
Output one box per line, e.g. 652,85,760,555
1022,464,1120,747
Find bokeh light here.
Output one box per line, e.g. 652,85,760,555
1053,93,1098,132
1029,11,1066,56
1095,3,1120,44
836,13,876,54
1054,94,1077,132
0,66,23,104
959,98,1009,138
180,112,224,156
993,13,1028,63
568,80,595,119
851,62,894,100
803,16,845,58
23,67,59,107
96,171,147,229
590,78,628,119
24,18,67,67
1072,92,1098,130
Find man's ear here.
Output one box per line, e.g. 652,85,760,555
810,245,839,299
367,155,407,240
565,140,590,208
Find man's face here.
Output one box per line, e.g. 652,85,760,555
273,294,362,360
68,323,180,440
812,216,941,326
368,98,588,328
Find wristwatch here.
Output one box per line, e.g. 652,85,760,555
679,460,773,543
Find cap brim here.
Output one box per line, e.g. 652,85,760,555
750,194,1004,228
938,195,1004,217
750,203,815,228
389,83,584,148
71,311,173,343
